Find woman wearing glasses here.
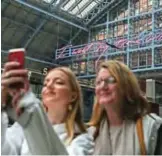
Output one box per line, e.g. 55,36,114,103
88,60,162,155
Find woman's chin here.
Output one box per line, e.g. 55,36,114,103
43,99,54,107
99,98,114,106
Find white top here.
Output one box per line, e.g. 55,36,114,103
109,120,135,155
1,91,94,155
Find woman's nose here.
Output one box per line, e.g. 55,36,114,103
100,80,108,89
46,80,53,88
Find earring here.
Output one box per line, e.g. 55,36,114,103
68,105,72,111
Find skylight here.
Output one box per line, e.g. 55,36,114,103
61,0,103,19
42,0,54,3
70,0,89,15
78,1,97,18
42,0,103,19
63,0,76,10
42,0,60,5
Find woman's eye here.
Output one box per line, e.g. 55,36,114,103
95,80,101,86
56,81,64,84
106,77,116,84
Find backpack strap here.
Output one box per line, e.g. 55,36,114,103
136,117,146,155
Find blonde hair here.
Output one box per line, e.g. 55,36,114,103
47,67,86,144
88,60,150,131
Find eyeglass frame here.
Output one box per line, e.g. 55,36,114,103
95,76,117,87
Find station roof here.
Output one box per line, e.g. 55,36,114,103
1,0,121,72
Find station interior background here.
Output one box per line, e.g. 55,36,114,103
1,0,162,121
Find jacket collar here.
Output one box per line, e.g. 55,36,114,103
52,123,81,135
52,123,66,135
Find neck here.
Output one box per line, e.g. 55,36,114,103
105,104,123,126
47,109,67,125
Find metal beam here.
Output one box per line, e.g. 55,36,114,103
50,0,84,24
1,50,58,66
88,0,124,27
1,0,10,14
47,0,56,6
77,67,162,79
90,22,107,28
24,20,46,48
54,0,65,8
73,0,83,18
70,29,82,43
60,0,69,8
68,0,82,12
2,16,35,31
46,0,57,11
24,0,56,48
2,16,69,44
84,0,122,25
76,0,94,16
14,0,88,32
92,0,124,25
94,0,101,4
40,30,69,43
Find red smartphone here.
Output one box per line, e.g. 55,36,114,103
8,48,25,88
8,48,25,68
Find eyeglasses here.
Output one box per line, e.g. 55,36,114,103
95,76,116,86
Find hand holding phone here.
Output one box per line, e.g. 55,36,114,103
1,48,29,115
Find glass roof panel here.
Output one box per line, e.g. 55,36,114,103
60,0,104,19
78,1,97,18
55,0,61,5
42,0,54,3
71,0,90,14
42,0,61,5
63,0,75,11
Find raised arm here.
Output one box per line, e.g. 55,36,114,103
1,61,27,155
1,61,68,155
9,91,68,155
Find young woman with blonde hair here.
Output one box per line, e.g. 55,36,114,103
1,61,94,155
88,60,162,155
